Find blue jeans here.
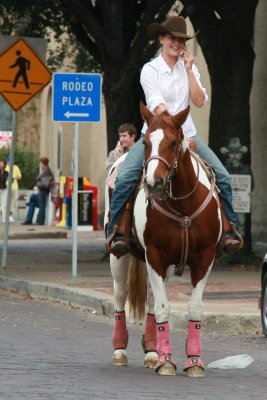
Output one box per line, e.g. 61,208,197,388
107,136,145,236
193,135,237,225
107,134,237,237
36,191,48,224
26,192,48,224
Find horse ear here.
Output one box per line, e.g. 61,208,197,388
140,101,153,124
173,106,190,128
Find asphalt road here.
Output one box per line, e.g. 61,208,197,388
0,288,266,400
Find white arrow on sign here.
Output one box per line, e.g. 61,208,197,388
64,111,90,118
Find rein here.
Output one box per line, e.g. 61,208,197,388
167,157,200,200
145,143,200,201
145,155,172,170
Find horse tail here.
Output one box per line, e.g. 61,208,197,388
128,256,147,320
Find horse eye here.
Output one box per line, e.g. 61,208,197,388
170,140,177,148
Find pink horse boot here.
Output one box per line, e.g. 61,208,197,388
141,313,158,369
112,311,128,366
184,320,205,377
155,322,176,376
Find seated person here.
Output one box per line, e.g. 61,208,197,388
22,157,54,225
106,123,137,172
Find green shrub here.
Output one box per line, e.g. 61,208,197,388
0,147,39,189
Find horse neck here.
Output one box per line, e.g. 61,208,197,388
168,148,201,211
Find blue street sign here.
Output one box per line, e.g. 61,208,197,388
52,73,102,122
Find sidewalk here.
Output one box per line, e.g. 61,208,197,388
0,223,264,335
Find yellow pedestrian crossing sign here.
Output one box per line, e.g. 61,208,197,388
0,38,51,111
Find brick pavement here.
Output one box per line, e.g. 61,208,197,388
0,224,264,334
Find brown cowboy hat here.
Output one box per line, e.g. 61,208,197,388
147,16,198,41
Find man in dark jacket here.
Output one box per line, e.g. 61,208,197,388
22,157,54,225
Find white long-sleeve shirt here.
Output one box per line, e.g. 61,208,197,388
140,53,208,137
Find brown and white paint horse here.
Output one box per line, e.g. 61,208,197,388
105,103,222,377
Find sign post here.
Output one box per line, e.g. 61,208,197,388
52,73,102,278
0,37,51,269
1,111,17,268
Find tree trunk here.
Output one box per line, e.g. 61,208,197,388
103,69,144,153
209,42,254,165
180,0,258,255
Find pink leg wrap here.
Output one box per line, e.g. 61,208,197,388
186,320,202,356
112,311,128,350
184,320,204,371
142,313,157,353
156,322,176,370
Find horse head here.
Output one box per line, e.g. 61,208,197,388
140,102,190,199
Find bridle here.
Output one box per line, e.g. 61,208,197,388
144,139,200,201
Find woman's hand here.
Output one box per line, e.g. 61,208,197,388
182,47,194,71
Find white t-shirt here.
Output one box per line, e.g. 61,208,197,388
140,53,208,137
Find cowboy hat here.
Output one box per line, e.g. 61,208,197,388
220,138,248,155
147,16,198,41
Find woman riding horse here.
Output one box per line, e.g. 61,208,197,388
106,16,241,256
107,104,222,376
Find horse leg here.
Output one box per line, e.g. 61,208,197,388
146,263,176,376
112,311,128,366
142,285,158,368
184,261,214,377
110,253,130,366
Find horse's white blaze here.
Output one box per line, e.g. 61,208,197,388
188,261,213,321
145,129,164,187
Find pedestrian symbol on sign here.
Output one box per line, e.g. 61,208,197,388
0,38,51,111
9,50,31,89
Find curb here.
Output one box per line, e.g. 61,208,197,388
0,276,115,316
0,276,262,335
0,230,68,240
8,232,68,240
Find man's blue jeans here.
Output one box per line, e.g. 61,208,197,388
26,192,48,224
36,191,48,224
107,134,237,237
107,136,145,237
25,193,39,223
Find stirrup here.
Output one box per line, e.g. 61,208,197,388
106,225,128,257
223,237,241,254
223,223,243,254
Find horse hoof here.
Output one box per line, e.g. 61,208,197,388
157,362,176,376
186,366,205,378
112,354,128,366
144,352,158,369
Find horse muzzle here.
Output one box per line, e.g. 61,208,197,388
144,176,166,198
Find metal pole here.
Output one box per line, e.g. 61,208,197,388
71,122,79,278
2,111,17,268
57,125,63,178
